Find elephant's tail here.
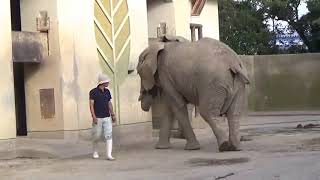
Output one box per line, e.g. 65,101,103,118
230,63,250,84
220,65,248,115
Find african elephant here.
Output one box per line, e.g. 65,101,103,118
137,36,249,152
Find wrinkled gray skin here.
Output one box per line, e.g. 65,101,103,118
137,36,249,152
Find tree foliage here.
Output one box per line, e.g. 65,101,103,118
259,0,320,52
219,0,320,54
218,0,275,55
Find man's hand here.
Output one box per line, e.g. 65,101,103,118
111,114,116,123
109,101,116,124
92,117,98,124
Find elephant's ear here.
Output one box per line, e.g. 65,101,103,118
137,42,164,90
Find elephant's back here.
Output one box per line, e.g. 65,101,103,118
170,42,237,70
165,38,239,62
163,40,238,77
161,41,236,103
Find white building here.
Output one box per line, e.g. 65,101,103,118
0,0,220,140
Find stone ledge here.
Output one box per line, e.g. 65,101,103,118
249,111,320,116
0,139,16,160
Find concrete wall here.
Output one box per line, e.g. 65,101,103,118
190,0,220,40
147,0,176,38
0,1,17,139
242,53,320,112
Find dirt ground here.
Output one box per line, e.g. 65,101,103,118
1,115,320,180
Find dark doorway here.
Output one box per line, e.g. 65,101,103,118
11,0,27,136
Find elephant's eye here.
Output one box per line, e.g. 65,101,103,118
137,60,145,72
138,56,146,65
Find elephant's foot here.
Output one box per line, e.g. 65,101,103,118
218,141,241,152
184,141,200,150
155,141,171,149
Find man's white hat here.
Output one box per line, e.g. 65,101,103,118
98,73,110,85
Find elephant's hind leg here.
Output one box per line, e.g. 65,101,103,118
226,86,246,151
200,112,229,151
199,85,231,152
225,112,241,151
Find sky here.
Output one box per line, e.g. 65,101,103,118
298,2,309,18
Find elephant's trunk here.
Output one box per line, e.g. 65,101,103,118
140,93,153,112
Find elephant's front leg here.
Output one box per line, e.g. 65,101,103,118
172,105,200,150
156,108,173,149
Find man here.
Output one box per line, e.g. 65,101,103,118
89,74,116,160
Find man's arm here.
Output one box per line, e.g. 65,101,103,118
90,99,97,124
108,101,116,123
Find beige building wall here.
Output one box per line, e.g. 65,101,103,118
118,0,151,125
190,0,220,40
0,1,17,139
119,74,152,124
21,0,64,131
20,0,57,31
20,0,102,132
127,0,149,70
147,0,176,38
21,0,150,132
0,0,220,139
147,0,219,40
173,0,192,40
57,0,101,130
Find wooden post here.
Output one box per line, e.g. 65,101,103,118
190,26,196,42
190,23,203,41
198,26,203,39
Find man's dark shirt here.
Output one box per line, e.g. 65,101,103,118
89,87,112,118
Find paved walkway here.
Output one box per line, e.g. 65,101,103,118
1,115,320,180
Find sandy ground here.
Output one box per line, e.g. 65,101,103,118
1,115,320,180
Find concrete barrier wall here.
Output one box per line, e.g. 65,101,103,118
241,53,320,112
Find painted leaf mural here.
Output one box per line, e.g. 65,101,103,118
94,0,131,122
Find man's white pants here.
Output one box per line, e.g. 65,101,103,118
92,117,113,154
92,117,112,141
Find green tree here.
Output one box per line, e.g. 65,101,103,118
307,0,320,51
218,0,275,55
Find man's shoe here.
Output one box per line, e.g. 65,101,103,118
107,156,116,161
106,139,115,161
93,152,99,159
